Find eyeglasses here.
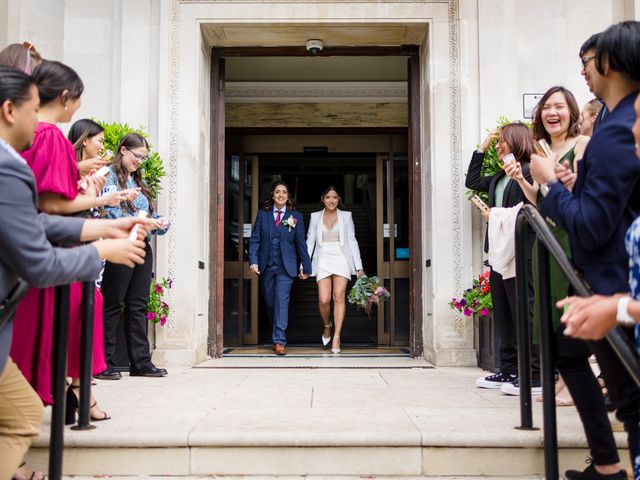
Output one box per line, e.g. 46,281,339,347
581,55,596,68
126,148,149,162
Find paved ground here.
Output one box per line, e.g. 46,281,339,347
26,356,629,477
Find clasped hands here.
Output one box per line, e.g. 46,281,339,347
530,152,577,191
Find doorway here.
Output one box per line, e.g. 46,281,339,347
209,46,423,356
222,143,410,348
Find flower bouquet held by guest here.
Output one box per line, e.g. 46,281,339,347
307,187,366,354
99,133,170,378
248,180,312,356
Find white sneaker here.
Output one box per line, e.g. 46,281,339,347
501,379,542,396
476,372,518,389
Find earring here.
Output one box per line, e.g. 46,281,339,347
64,105,68,111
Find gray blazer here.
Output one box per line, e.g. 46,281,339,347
0,142,103,375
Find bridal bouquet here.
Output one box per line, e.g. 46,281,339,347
348,275,390,317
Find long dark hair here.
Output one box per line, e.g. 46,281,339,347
111,133,154,214
32,59,83,106
320,185,345,209
532,86,581,143
500,123,535,163
68,119,104,163
263,180,295,211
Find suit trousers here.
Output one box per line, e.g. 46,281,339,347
553,325,620,465
260,263,294,345
0,358,43,480
102,242,154,371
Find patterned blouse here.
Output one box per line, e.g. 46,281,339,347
623,216,640,480
102,167,169,239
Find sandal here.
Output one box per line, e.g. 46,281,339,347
321,321,332,346
13,462,45,480
66,385,111,424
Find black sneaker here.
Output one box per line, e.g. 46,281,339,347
501,378,542,396
475,372,517,389
563,463,627,480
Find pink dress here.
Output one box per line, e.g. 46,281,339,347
10,122,106,405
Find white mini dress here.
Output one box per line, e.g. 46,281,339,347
316,222,352,281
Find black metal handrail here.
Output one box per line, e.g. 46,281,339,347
48,282,95,480
515,204,640,480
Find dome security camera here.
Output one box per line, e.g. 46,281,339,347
305,39,324,55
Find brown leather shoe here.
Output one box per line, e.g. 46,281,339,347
274,344,286,355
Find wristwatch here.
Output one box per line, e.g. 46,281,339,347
617,296,635,326
540,179,558,197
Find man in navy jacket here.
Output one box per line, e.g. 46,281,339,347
532,21,640,480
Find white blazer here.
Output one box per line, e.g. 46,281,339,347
306,209,364,277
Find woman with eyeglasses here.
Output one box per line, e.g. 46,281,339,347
97,133,170,379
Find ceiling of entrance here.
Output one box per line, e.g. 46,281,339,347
201,23,427,48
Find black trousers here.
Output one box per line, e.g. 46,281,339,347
101,242,154,371
589,327,640,466
490,269,540,377
553,325,620,465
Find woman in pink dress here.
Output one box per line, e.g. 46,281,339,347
10,60,130,421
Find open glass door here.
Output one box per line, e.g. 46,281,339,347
376,153,410,345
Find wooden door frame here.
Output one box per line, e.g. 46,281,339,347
208,45,423,357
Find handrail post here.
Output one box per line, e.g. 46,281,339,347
537,241,559,480
49,285,70,480
514,213,534,430
71,281,96,431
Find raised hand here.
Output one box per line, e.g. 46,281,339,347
78,156,109,177
93,238,147,268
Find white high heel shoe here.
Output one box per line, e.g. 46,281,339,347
322,322,332,346
331,336,341,354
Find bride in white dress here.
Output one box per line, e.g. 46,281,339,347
306,186,365,353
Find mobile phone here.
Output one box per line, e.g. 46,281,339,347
95,165,110,177
537,139,552,157
470,194,490,212
128,210,148,241
502,153,516,165
100,149,113,160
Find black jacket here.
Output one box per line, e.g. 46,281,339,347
465,150,532,253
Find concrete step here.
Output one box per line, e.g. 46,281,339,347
24,363,630,477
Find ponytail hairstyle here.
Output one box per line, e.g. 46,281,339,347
111,133,154,214
32,59,83,107
0,65,36,107
68,119,104,163
0,42,41,74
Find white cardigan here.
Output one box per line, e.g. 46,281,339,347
306,209,364,277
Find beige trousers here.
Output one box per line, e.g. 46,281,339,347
0,358,43,480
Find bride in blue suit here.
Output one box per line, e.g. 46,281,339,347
248,180,312,355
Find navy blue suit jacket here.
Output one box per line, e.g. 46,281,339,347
248,209,312,278
540,91,640,294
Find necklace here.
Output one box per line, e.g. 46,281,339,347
324,211,337,227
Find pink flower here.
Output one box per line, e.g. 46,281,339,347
147,312,156,320
160,316,167,326
374,287,386,296
463,307,472,316
162,301,169,309
480,308,488,316
155,285,164,294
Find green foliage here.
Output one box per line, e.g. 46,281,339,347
97,120,166,199
466,116,533,204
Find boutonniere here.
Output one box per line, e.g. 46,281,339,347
281,216,297,232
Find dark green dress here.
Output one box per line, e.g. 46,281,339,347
532,148,575,341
